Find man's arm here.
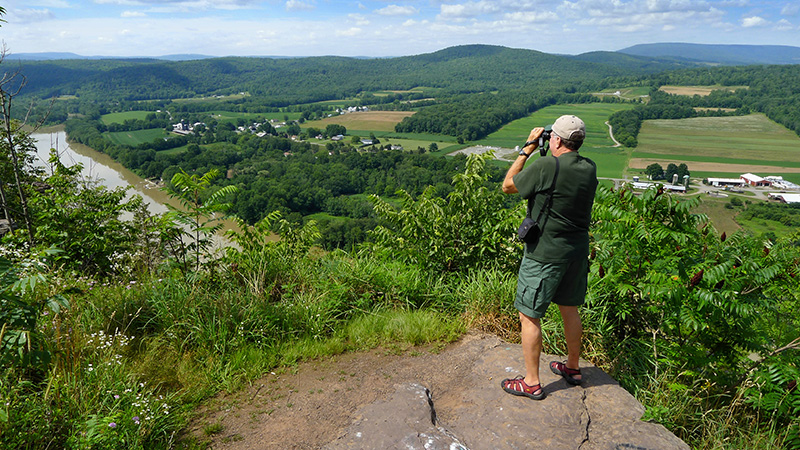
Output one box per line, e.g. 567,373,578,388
502,127,543,194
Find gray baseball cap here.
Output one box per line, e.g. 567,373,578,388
552,115,585,141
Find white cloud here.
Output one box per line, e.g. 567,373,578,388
348,13,370,26
742,16,768,27
24,0,71,7
285,0,314,12
502,11,557,25
121,10,146,17
775,18,793,30
375,5,418,16
439,1,501,19
781,4,800,16
8,8,55,23
94,0,259,9
335,27,362,37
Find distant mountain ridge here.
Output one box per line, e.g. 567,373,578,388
618,43,800,65
11,42,800,66
8,52,214,61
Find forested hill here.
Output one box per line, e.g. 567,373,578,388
619,43,800,65
16,44,686,103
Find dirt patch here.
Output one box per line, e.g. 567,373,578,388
629,158,800,174
188,333,494,449
659,85,748,96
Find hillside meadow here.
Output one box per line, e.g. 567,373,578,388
470,103,633,179
104,128,168,146
303,111,415,133
101,111,152,125
659,85,749,96
631,114,800,184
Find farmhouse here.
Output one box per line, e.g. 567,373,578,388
741,173,771,187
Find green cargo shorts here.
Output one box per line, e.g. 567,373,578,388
514,256,588,319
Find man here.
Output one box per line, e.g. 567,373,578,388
500,115,597,400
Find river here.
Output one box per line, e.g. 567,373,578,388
32,130,173,215
31,130,239,246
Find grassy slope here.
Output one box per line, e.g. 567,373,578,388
101,111,152,125
633,114,800,184
104,128,168,146
475,103,634,179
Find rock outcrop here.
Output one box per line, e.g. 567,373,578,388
195,332,688,450
324,335,687,450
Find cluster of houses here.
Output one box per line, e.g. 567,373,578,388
172,118,288,138
337,106,369,114
172,120,205,135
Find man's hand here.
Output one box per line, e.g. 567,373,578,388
504,127,544,194
521,127,545,156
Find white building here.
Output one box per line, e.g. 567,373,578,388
768,193,800,203
707,177,745,187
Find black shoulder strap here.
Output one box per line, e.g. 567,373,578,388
527,157,560,224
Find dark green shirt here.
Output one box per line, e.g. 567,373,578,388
512,152,597,262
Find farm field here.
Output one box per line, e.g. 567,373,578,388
303,111,415,132
101,111,152,125
632,114,800,184
659,85,748,96
471,103,634,179
104,128,168,146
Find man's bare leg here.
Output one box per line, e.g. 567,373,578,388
520,311,543,389
557,304,582,381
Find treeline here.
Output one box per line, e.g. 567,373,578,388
395,91,626,142
739,201,800,227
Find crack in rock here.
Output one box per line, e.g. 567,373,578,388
579,388,591,449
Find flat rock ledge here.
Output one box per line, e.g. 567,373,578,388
323,334,687,450
197,332,688,450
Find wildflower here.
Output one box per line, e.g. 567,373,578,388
133,416,140,425
114,395,120,399
109,422,117,428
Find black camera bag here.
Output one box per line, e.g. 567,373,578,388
517,157,559,245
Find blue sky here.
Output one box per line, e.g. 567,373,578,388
2,0,799,57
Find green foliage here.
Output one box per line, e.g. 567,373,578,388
645,162,663,179
14,155,146,276
224,210,320,297
164,168,238,273
369,151,519,273
740,202,800,228
589,184,800,446
0,249,68,370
